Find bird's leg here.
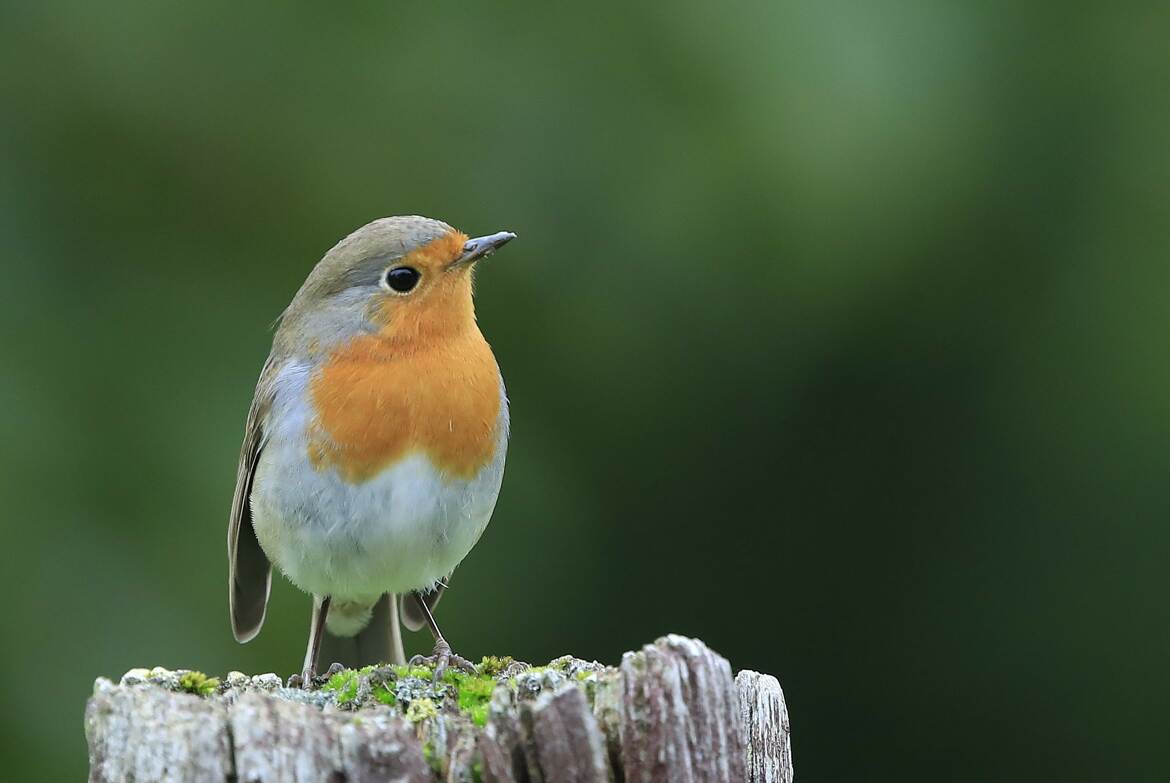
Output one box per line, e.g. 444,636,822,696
300,594,331,689
406,592,476,681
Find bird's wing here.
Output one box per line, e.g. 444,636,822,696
228,356,276,642
401,578,451,632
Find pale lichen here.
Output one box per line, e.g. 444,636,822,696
406,697,439,723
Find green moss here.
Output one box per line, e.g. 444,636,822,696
322,665,377,705
421,739,443,773
406,697,439,723
477,655,514,676
177,671,220,697
323,670,360,704
275,658,507,726
463,701,489,727
442,670,496,727
392,664,435,679
371,681,397,706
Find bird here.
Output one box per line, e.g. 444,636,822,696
227,215,515,686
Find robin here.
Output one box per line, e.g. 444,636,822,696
227,216,515,686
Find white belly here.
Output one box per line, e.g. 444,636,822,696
250,360,508,604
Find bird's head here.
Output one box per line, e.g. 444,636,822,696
278,215,515,354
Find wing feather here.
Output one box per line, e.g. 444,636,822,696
228,357,276,643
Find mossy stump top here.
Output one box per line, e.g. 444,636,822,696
85,634,792,782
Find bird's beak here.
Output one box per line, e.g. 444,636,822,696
452,231,516,268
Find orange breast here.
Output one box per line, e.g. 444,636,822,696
307,329,502,483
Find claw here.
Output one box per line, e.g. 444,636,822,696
410,639,476,682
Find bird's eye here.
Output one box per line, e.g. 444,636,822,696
383,266,421,294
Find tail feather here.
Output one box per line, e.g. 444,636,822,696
401,580,449,632
319,592,406,668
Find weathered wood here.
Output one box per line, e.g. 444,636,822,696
478,684,525,783
85,678,232,783
736,671,793,783
620,635,746,783
519,684,609,782
335,709,433,783
85,636,792,783
231,691,431,782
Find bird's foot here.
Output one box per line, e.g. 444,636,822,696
289,661,345,690
409,638,476,682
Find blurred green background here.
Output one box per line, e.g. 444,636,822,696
2,1,1168,779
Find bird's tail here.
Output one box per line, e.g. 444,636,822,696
320,592,406,668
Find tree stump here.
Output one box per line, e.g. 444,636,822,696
85,634,793,782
